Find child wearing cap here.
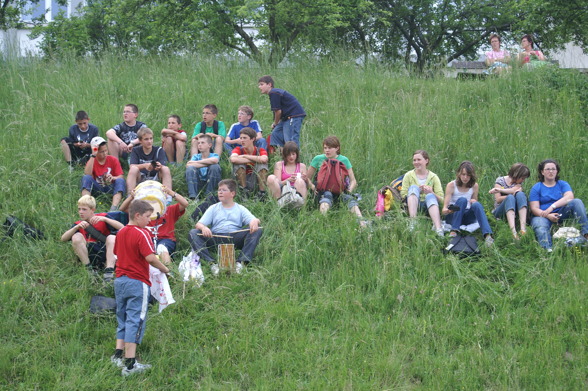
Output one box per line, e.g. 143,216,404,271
81,137,127,211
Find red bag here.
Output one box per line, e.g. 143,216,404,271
316,159,349,195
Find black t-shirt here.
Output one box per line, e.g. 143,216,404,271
113,121,146,144
130,146,167,176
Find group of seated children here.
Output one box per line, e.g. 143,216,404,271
397,150,588,251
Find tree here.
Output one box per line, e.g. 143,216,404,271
371,0,518,70
514,0,588,50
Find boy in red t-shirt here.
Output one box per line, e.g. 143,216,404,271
229,127,269,199
111,199,169,376
81,137,126,211
120,185,188,265
61,195,124,282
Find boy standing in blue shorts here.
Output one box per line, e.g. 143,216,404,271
258,75,306,148
111,199,169,376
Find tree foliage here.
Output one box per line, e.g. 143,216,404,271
23,0,588,69
514,0,588,51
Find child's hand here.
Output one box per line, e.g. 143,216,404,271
288,175,296,183
488,188,499,194
89,216,105,225
200,226,213,238
77,221,89,230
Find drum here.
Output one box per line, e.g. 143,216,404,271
134,180,167,220
218,244,235,272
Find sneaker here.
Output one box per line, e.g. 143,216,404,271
235,262,243,274
210,263,220,277
436,228,445,237
546,248,553,253
110,355,124,368
109,205,119,212
485,235,494,247
103,268,115,283
121,361,152,376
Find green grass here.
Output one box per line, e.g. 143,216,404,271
1,55,588,389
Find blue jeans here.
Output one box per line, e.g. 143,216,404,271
531,199,588,249
188,228,263,264
445,197,493,235
270,116,305,147
115,276,150,344
319,191,359,209
224,138,267,154
81,175,126,196
492,192,528,218
185,164,221,199
407,185,438,215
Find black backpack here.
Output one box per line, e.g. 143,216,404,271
443,234,480,257
199,120,219,135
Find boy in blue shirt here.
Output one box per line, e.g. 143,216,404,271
60,110,99,168
258,75,306,148
224,105,267,153
189,179,262,276
186,134,222,200
190,104,226,157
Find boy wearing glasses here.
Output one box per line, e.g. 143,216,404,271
190,104,226,156
106,104,148,159
188,179,262,276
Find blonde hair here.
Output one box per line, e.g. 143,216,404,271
77,195,96,210
137,127,153,140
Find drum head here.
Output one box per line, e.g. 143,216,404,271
134,180,167,220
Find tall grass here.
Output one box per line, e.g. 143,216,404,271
1,54,587,389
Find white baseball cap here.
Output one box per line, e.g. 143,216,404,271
90,136,107,150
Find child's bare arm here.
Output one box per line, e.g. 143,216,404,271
347,168,358,192
90,216,124,230
146,253,169,274
61,223,86,241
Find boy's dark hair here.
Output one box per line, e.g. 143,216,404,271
238,105,254,118
522,34,534,46
537,159,560,182
508,163,530,181
258,75,274,87
203,104,218,115
125,104,139,114
219,179,237,193
75,111,89,121
137,127,153,140
129,199,154,218
198,133,213,144
169,114,182,124
455,161,477,188
239,127,257,140
323,136,341,154
282,141,300,164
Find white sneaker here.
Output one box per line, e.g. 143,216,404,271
110,355,124,368
121,361,152,376
235,262,243,274
436,228,445,237
210,263,220,276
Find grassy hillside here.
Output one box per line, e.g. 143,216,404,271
1,55,587,389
